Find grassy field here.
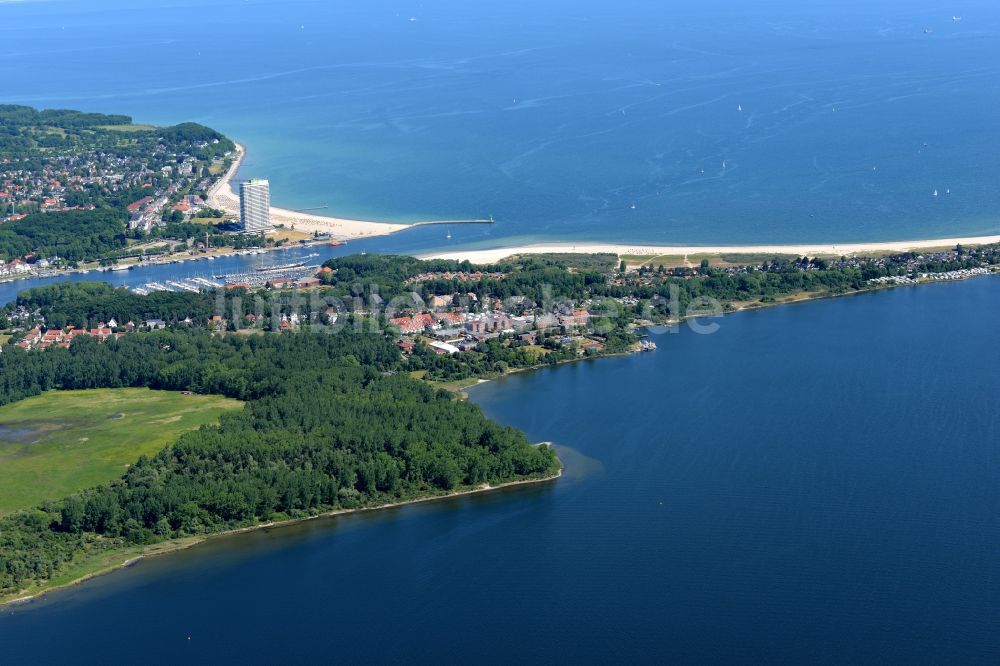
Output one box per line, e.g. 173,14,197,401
269,226,316,243
0,388,242,515
621,252,804,269
528,253,618,271
96,123,158,133
189,216,218,225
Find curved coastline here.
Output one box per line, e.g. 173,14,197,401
0,465,562,610
206,143,413,240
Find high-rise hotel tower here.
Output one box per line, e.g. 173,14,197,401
239,179,271,233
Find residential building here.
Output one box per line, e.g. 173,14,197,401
240,178,271,233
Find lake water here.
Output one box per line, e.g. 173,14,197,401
4,0,1000,249
3,277,998,663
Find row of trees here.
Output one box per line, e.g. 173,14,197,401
0,209,127,262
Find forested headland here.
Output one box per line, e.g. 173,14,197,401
0,327,559,603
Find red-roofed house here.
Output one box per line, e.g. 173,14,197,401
390,313,437,334
437,312,465,327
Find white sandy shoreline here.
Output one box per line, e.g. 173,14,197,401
208,142,1000,261
206,143,411,239
421,236,1000,264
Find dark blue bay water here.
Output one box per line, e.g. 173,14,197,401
4,0,1000,248
3,277,998,663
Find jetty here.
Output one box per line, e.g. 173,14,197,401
409,217,495,228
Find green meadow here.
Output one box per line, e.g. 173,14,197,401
0,388,242,515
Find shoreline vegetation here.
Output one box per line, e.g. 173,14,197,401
3,258,998,610
10,255,993,608
0,326,562,608
5,242,997,606
1,465,561,609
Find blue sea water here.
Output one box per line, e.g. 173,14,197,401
4,0,1000,250
2,277,998,663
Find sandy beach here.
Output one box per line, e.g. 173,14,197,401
206,143,411,239
421,236,1000,264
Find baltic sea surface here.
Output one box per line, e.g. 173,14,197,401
4,0,1000,249
2,278,999,663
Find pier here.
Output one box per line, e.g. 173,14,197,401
409,217,495,228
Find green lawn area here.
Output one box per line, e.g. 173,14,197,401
0,388,242,515
621,252,805,270
96,123,158,133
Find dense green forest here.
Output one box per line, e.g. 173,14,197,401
0,105,233,161
0,105,131,128
7,282,220,329
0,328,558,597
0,209,127,262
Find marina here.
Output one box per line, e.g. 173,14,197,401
131,277,225,296
216,266,320,287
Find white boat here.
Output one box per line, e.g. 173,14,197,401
630,202,636,210
933,189,939,197
446,231,452,239
737,104,742,112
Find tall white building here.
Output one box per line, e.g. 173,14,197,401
240,179,271,233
